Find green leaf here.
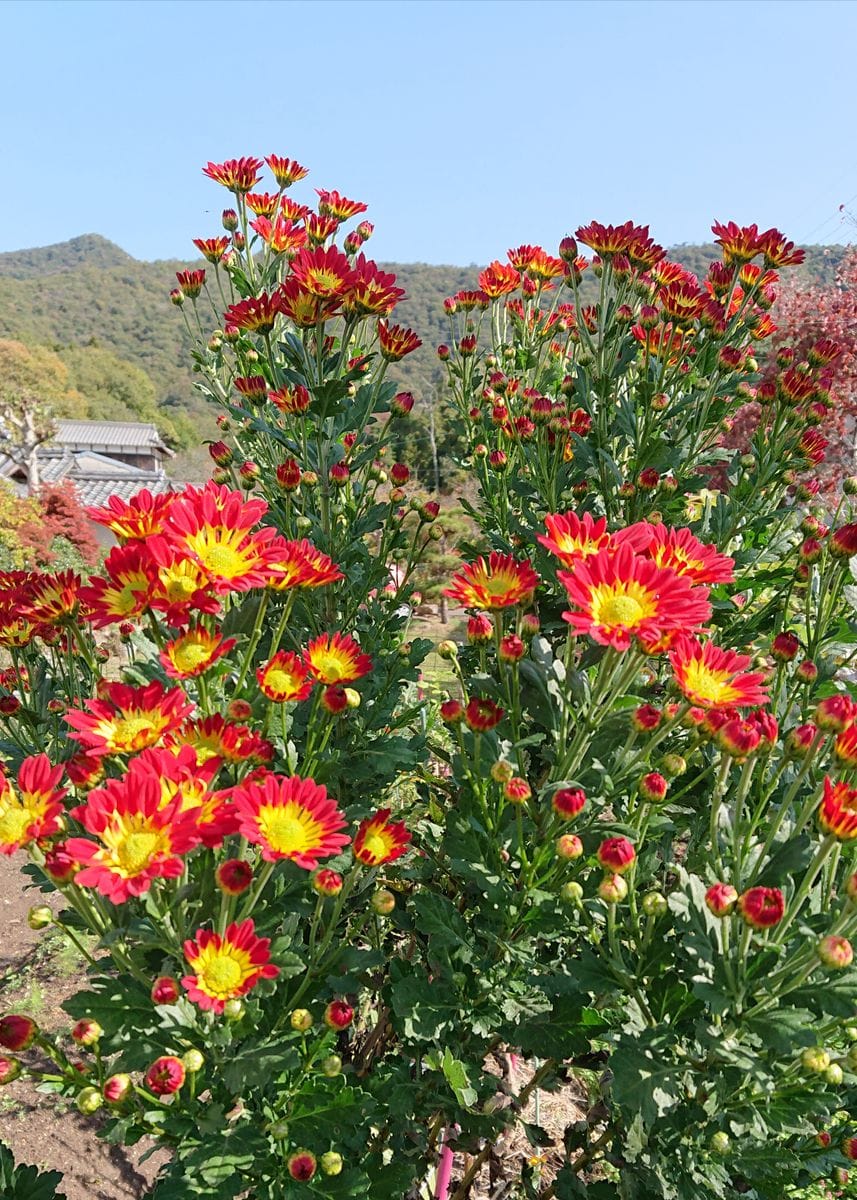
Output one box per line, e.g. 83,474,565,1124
440,1047,478,1109
0,1141,66,1200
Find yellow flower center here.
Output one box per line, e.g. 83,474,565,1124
309,650,349,683
0,805,33,847
194,542,249,578
101,814,170,876
362,832,391,862
198,952,244,995
681,661,737,705
264,667,299,695
107,714,159,752
258,802,323,855
171,639,213,675
159,565,201,601
589,581,657,630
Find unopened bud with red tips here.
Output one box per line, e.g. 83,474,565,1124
642,891,667,917
215,859,253,896
72,1019,103,1047
321,1054,342,1077
437,640,458,661
504,777,531,804
499,634,525,662
76,1086,104,1115
324,1000,354,1030
313,869,343,897
717,717,761,758
390,462,410,485
632,704,662,732
737,885,785,928
287,1151,317,1182
439,698,464,724
799,537,822,564
321,685,349,714
233,231,246,250
0,695,21,715
816,694,857,732
796,659,818,683
843,1137,857,1161
28,906,53,930
276,459,302,491
490,761,514,784
227,698,252,721
290,1009,313,1032
705,883,737,917
639,772,668,803
372,888,396,915
103,1073,132,1104
819,935,853,969
329,461,350,487
391,391,414,416
556,833,583,860
437,344,450,361
830,523,857,558
553,788,586,820
771,631,800,661
238,461,260,488
598,873,628,904
638,468,660,491
489,448,509,472
558,235,578,262
151,976,180,1006
117,622,135,640
650,392,669,411
169,287,184,306
660,754,687,778
0,1015,37,1052
0,1056,20,1085
467,613,493,644
597,837,636,874
458,334,477,356
816,1130,832,1148
222,208,238,230
520,613,540,638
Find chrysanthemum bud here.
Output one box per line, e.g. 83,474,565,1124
182,1049,205,1074
27,906,53,930
556,834,583,860
737,886,785,928
632,704,662,732
103,1073,132,1103
660,753,687,778
287,1150,317,1181
0,1056,20,1085
321,1054,343,1078
597,837,636,874
391,391,415,416
598,874,628,904
830,524,857,559
215,859,254,896
371,888,396,915
499,634,525,663
276,459,302,491
223,998,245,1021
467,613,493,644
816,694,857,733
71,1019,102,1047
151,976,180,1006
639,772,668,802
771,631,800,662
801,1046,830,1074
321,685,349,714
709,1131,730,1156
490,760,514,784
439,698,464,724
208,440,233,467
290,1009,313,1032
705,883,737,917
552,788,586,820
320,1150,343,1176
437,640,458,661
642,891,667,917
324,1000,353,1030
313,868,343,897
560,881,584,905
818,935,853,969
504,777,531,804
145,1056,185,1095
0,1015,37,1051
796,659,818,683
76,1086,104,1114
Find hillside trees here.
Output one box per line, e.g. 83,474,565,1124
0,340,76,489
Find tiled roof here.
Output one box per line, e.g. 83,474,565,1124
54,420,173,455
74,474,175,508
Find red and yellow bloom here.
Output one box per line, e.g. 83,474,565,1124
819,776,857,840
86,489,177,541
538,512,612,566
66,681,193,757
616,523,735,585
444,552,538,611
232,773,350,867
560,545,711,652
304,632,372,685
160,626,236,680
0,755,66,854
67,775,200,901
182,918,279,1012
669,637,769,710
257,651,314,703
353,808,411,867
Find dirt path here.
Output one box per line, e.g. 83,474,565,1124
0,854,164,1198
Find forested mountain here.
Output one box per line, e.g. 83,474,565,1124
0,235,846,479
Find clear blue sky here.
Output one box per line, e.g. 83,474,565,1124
4,0,856,264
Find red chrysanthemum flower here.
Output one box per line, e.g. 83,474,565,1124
193,236,230,263
615,523,735,585
290,245,355,298
377,319,422,361
304,632,372,685
711,220,761,265
353,808,411,867
575,220,649,257
265,154,309,188
265,538,343,592
166,715,272,765
79,543,159,628
176,269,205,299
478,261,521,298
182,918,279,1013
737,886,784,929
669,636,769,710
231,773,350,867
67,774,200,902
444,552,539,611
538,512,612,566
819,776,857,841
757,227,805,268
0,755,66,855
304,213,340,244
559,545,711,652
129,746,231,847
343,254,405,316
160,626,236,680
85,490,178,541
145,1054,186,1094
25,570,80,626
66,681,193,758
257,651,314,703
202,157,263,193
316,188,368,221
166,485,278,593
146,541,220,628
275,277,341,327
223,291,280,334
464,696,504,733
245,190,280,217
250,214,307,256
